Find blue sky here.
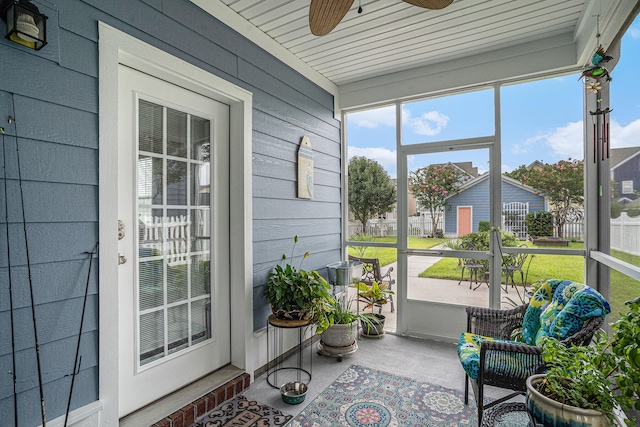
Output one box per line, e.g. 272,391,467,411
347,15,640,178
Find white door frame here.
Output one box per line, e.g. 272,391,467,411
98,23,253,424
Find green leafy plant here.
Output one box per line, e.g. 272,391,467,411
537,296,640,425
263,236,332,318
312,297,376,334
525,211,554,237
354,281,394,313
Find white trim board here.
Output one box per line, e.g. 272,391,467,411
98,22,253,425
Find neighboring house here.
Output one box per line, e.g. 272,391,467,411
444,174,547,238
610,147,640,203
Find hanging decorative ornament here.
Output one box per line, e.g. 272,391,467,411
579,17,613,82
586,79,601,94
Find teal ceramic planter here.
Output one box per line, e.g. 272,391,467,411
526,374,610,427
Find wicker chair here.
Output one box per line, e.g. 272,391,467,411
462,304,604,425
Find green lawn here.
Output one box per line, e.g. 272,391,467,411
348,237,447,266
609,249,640,322
419,242,585,285
347,238,640,323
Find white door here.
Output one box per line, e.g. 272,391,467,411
117,65,230,416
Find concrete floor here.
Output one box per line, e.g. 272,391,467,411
243,250,523,418
244,333,464,416
243,333,513,419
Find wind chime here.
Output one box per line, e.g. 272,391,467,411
580,16,612,164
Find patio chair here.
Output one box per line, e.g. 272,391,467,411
457,279,609,426
457,241,487,290
501,244,529,293
348,255,395,312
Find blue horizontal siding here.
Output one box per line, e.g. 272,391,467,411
1,0,340,422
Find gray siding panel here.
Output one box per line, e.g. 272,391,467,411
59,29,99,77
1,0,340,422
0,260,98,312
0,138,98,185
0,49,97,113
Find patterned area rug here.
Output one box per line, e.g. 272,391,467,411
288,364,480,426
192,395,292,427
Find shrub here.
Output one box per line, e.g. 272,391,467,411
460,231,518,250
478,221,491,232
525,211,554,237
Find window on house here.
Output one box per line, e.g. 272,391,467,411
622,180,634,194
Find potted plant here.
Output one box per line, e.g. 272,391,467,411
263,236,332,320
313,297,376,343
354,281,394,337
526,296,640,426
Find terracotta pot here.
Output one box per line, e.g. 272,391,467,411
526,374,610,427
320,320,358,348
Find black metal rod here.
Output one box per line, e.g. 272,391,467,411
64,242,98,427
10,98,47,426
2,128,19,427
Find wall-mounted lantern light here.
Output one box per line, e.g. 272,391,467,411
0,0,47,50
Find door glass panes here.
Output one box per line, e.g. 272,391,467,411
137,98,212,367
167,109,187,158
402,89,494,144
406,150,491,306
139,100,163,154
346,105,398,243
608,22,640,321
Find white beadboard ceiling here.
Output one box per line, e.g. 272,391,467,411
192,0,638,109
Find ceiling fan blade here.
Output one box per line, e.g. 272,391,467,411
402,0,454,9
309,0,354,36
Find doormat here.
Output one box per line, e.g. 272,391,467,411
191,394,292,427
288,364,480,426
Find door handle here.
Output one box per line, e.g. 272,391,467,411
118,253,127,265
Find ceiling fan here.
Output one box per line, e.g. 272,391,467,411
309,0,454,36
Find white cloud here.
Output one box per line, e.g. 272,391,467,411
402,109,450,136
347,106,450,137
610,118,640,148
629,26,640,39
502,164,514,173
348,146,397,178
522,121,584,160
512,119,639,162
348,106,395,128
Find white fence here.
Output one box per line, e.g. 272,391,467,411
349,214,586,241
349,212,443,237
611,212,640,256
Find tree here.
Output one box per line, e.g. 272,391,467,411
348,156,396,233
505,159,584,238
409,164,470,236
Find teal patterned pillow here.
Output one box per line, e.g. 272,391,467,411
457,332,539,380
522,279,566,345
536,285,610,344
521,279,610,346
